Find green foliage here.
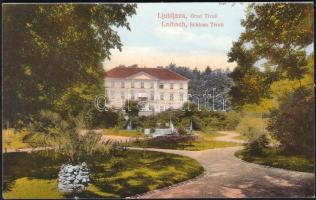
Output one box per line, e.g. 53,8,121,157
177,126,187,135
245,134,269,155
84,108,119,129
128,132,241,151
268,86,315,157
3,150,203,198
237,116,262,141
28,110,112,163
235,147,314,173
191,116,205,131
224,110,242,130
124,100,140,118
228,3,313,106
138,115,157,129
3,4,137,126
167,64,233,109
2,129,33,150
229,66,271,106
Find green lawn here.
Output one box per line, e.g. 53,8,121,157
3,149,203,198
2,129,32,150
102,128,144,137
235,148,314,173
128,131,241,151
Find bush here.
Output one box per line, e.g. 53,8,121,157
246,134,269,155
225,110,241,130
268,87,314,157
237,116,262,141
138,115,157,129
150,135,197,144
177,126,187,135
28,110,112,164
84,108,118,129
192,116,205,131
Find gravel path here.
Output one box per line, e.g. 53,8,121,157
129,132,315,198
215,131,245,144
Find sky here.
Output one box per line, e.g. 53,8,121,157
103,3,249,71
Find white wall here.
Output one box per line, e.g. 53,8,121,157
105,73,189,113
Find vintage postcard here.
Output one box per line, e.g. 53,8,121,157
2,2,315,199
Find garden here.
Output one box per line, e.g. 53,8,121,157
3,149,203,198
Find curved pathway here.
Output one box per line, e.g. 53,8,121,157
215,131,246,144
130,132,315,198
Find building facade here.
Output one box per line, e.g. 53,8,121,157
105,66,189,115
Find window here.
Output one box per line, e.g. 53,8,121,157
121,81,125,88
141,80,144,88
180,93,184,101
150,91,154,100
149,105,155,111
150,82,154,89
121,91,125,99
111,90,115,98
111,80,115,88
160,106,164,112
131,80,134,88
170,93,174,101
160,92,164,100
170,83,174,89
131,90,135,100
180,83,183,89
159,82,164,89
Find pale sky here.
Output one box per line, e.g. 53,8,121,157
103,3,248,71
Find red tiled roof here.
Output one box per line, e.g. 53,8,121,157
105,67,189,80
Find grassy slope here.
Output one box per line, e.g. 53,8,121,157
128,131,241,151
2,129,31,150
235,148,314,173
3,150,203,198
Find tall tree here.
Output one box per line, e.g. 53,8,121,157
3,4,136,126
227,3,313,106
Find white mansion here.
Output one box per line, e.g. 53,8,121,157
105,66,189,115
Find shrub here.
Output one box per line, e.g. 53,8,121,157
192,116,205,131
84,108,118,129
237,116,262,141
246,134,269,155
177,126,187,135
225,110,242,130
28,110,112,164
268,87,314,157
150,135,197,144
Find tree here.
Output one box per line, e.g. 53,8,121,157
267,87,314,156
124,100,141,118
227,3,313,106
166,64,233,109
3,4,137,127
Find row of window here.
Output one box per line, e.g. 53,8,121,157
141,105,174,112
110,91,185,101
110,80,184,89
